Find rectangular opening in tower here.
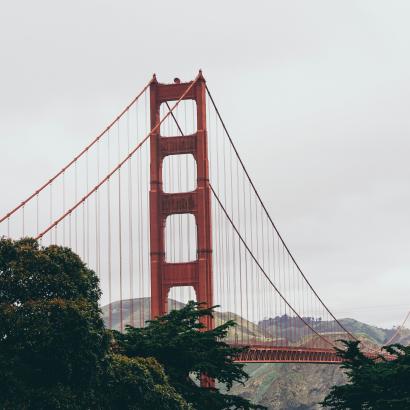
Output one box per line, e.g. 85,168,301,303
162,154,197,193
167,285,197,312
165,213,197,263
160,100,197,137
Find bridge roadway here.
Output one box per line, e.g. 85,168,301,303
234,345,342,364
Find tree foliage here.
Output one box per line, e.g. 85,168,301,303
101,354,191,410
0,238,108,408
113,301,266,410
0,238,188,409
321,340,410,410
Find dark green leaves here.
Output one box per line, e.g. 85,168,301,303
113,301,266,410
0,238,188,409
321,340,410,409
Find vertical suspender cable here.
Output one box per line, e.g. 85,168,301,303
86,149,90,263
96,137,101,277
229,139,237,341
49,183,53,244
127,109,135,327
82,201,85,261
22,206,25,238
118,122,123,332
62,171,66,245
75,161,78,252
36,194,39,238
136,101,143,326
107,129,112,329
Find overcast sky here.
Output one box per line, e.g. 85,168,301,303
1,1,409,328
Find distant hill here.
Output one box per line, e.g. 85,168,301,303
101,298,266,341
229,318,410,410
102,298,409,410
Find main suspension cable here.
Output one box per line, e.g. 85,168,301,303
0,80,152,225
35,75,200,240
384,310,410,346
205,85,356,341
209,183,336,348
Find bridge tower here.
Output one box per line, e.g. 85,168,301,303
149,72,213,330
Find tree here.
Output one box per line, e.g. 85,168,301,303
101,354,191,410
0,238,108,408
0,238,188,409
321,340,410,409
113,301,266,410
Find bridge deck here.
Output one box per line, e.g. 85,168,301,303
235,346,342,364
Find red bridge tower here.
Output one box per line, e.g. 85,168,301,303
149,72,213,330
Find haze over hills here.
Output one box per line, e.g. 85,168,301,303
102,298,409,410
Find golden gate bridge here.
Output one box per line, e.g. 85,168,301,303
0,71,374,364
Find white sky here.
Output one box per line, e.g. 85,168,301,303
1,1,409,328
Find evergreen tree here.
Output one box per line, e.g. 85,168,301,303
0,238,188,409
113,301,266,410
101,354,191,409
321,340,410,409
